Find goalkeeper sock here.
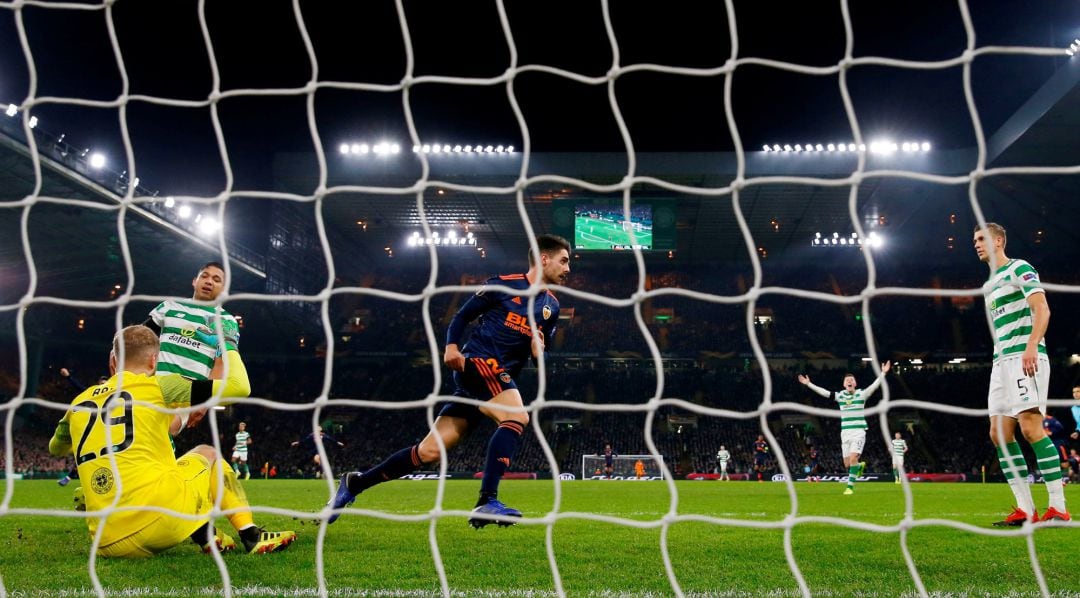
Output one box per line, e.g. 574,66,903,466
349,445,422,494
997,442,1035,515
479,421,524,498
213,461,255,532
847,464,859,488
1031,436,1066,511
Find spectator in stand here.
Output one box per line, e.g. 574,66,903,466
1069,386,1080,442
1069,449,1080,484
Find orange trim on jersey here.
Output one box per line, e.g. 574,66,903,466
499,421,525,435
472,358,502,397
545,290,558,300
410,445,421,467
499,274,525,280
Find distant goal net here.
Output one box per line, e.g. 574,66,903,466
582,454,666,480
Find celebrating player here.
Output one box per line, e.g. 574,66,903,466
603,443,617,479
326,234,569,528
716,445,731,481
799,361,891,495
891,432,909,484
806,446,821,482
232,422,253,480
974,223,1068,524
47,325,294,557
752,434,770,482
290,426,345,475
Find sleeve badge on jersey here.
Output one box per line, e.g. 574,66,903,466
1022,272,1038,282
542,305,552,320
499,372,512,384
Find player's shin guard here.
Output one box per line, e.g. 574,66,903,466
349,445,424,494
1032,436,1066,511
212,461,255,531
997,442,1035,515
478,421,524,503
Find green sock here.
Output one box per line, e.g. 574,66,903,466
1032,437,1062,482
847,464,859,488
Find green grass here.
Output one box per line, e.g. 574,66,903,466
0,479,1077,596
575,217,653,250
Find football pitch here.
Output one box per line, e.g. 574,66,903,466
575,217,653,250
0,479,1076,596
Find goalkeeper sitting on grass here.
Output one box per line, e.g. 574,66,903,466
48,325,295,557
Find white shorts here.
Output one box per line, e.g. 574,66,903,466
988,355,1049,418
840,429,866,458
231,451,248,462
719,461,729,472
892,457,904,468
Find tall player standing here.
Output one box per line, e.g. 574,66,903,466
232,422,253,480
799,361,891,495
974,223,1069,524
326,235,570,528
891,432,908,484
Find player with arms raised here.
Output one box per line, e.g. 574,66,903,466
47,326,294,556
799,361,891,495
974,223,1068,524
603,443,617,479
327,235,570,528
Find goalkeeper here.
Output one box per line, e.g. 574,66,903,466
48,325,295,557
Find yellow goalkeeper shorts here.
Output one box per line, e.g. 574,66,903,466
96,454,214,558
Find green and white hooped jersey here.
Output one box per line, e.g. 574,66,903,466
987,259,1045,362
891,439,907,457
150,300,239,380
234,431,251,454
717,450,730,463
836,390,869,430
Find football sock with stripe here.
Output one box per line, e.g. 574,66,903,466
348,444,423,494
1031,436,1066,511
478,420,525,501
847,464,859,488
997,442,1035,515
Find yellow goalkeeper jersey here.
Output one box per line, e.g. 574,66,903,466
52,372,193,545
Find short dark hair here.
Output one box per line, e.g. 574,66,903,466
529,234,571,264
844,373,856,379
199,261,225,275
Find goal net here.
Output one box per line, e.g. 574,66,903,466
582,454,665,480
1,1,1077,597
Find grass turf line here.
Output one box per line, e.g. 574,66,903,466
0,479,1076,596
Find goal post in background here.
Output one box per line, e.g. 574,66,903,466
581,454,666,481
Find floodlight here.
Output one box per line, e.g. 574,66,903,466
177,205,192,219
164,196,175,208
772,144,780,152
373,143,385,155
432,145,441,154
762,145,770,152
815,144,824,151
783,145,792,152
391,143,400,154
359,143,369,154
506,146,514,153
350,144,361,154
496,145,504,153
453,145,462,153
827,144,835,151
848,144,856,151
339,143,349,154
794,144,802,152
413,145,421,153
921,142,931,151
484,145,493,153
421,145,431,153
5,104,16,117
815,232,821,238
28,116,37,129
198,217,220,235
464,145,473,153
89,153,106,169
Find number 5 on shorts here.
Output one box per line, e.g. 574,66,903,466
1016,378,1029,398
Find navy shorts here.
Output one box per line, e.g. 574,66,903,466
754,454,768,466
438,356,517,426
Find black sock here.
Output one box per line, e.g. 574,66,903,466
239,525,262,549
189,523,213,547
479,421,524,498
349,445,423,494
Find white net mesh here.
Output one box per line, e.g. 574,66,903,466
1,0,1078,596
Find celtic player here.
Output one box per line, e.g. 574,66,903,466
799,361,891,495
716,445,731,481
891,432,908,484
232,422,253,480
974,223,1068,525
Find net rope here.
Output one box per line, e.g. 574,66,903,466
1,0,1077,596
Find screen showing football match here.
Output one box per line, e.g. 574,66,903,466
573,204,654,251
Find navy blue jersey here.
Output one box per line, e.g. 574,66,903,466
754,440,769,455
446,273,560,380
298,432,341,453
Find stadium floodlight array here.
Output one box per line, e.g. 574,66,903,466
406,230,478,247
337,140,515,156
811,231,883,248
762,140,931,154
4,103,38,128
1067,38,1079,56
3,1,1078,597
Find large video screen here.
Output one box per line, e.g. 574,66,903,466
574,204,653,251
